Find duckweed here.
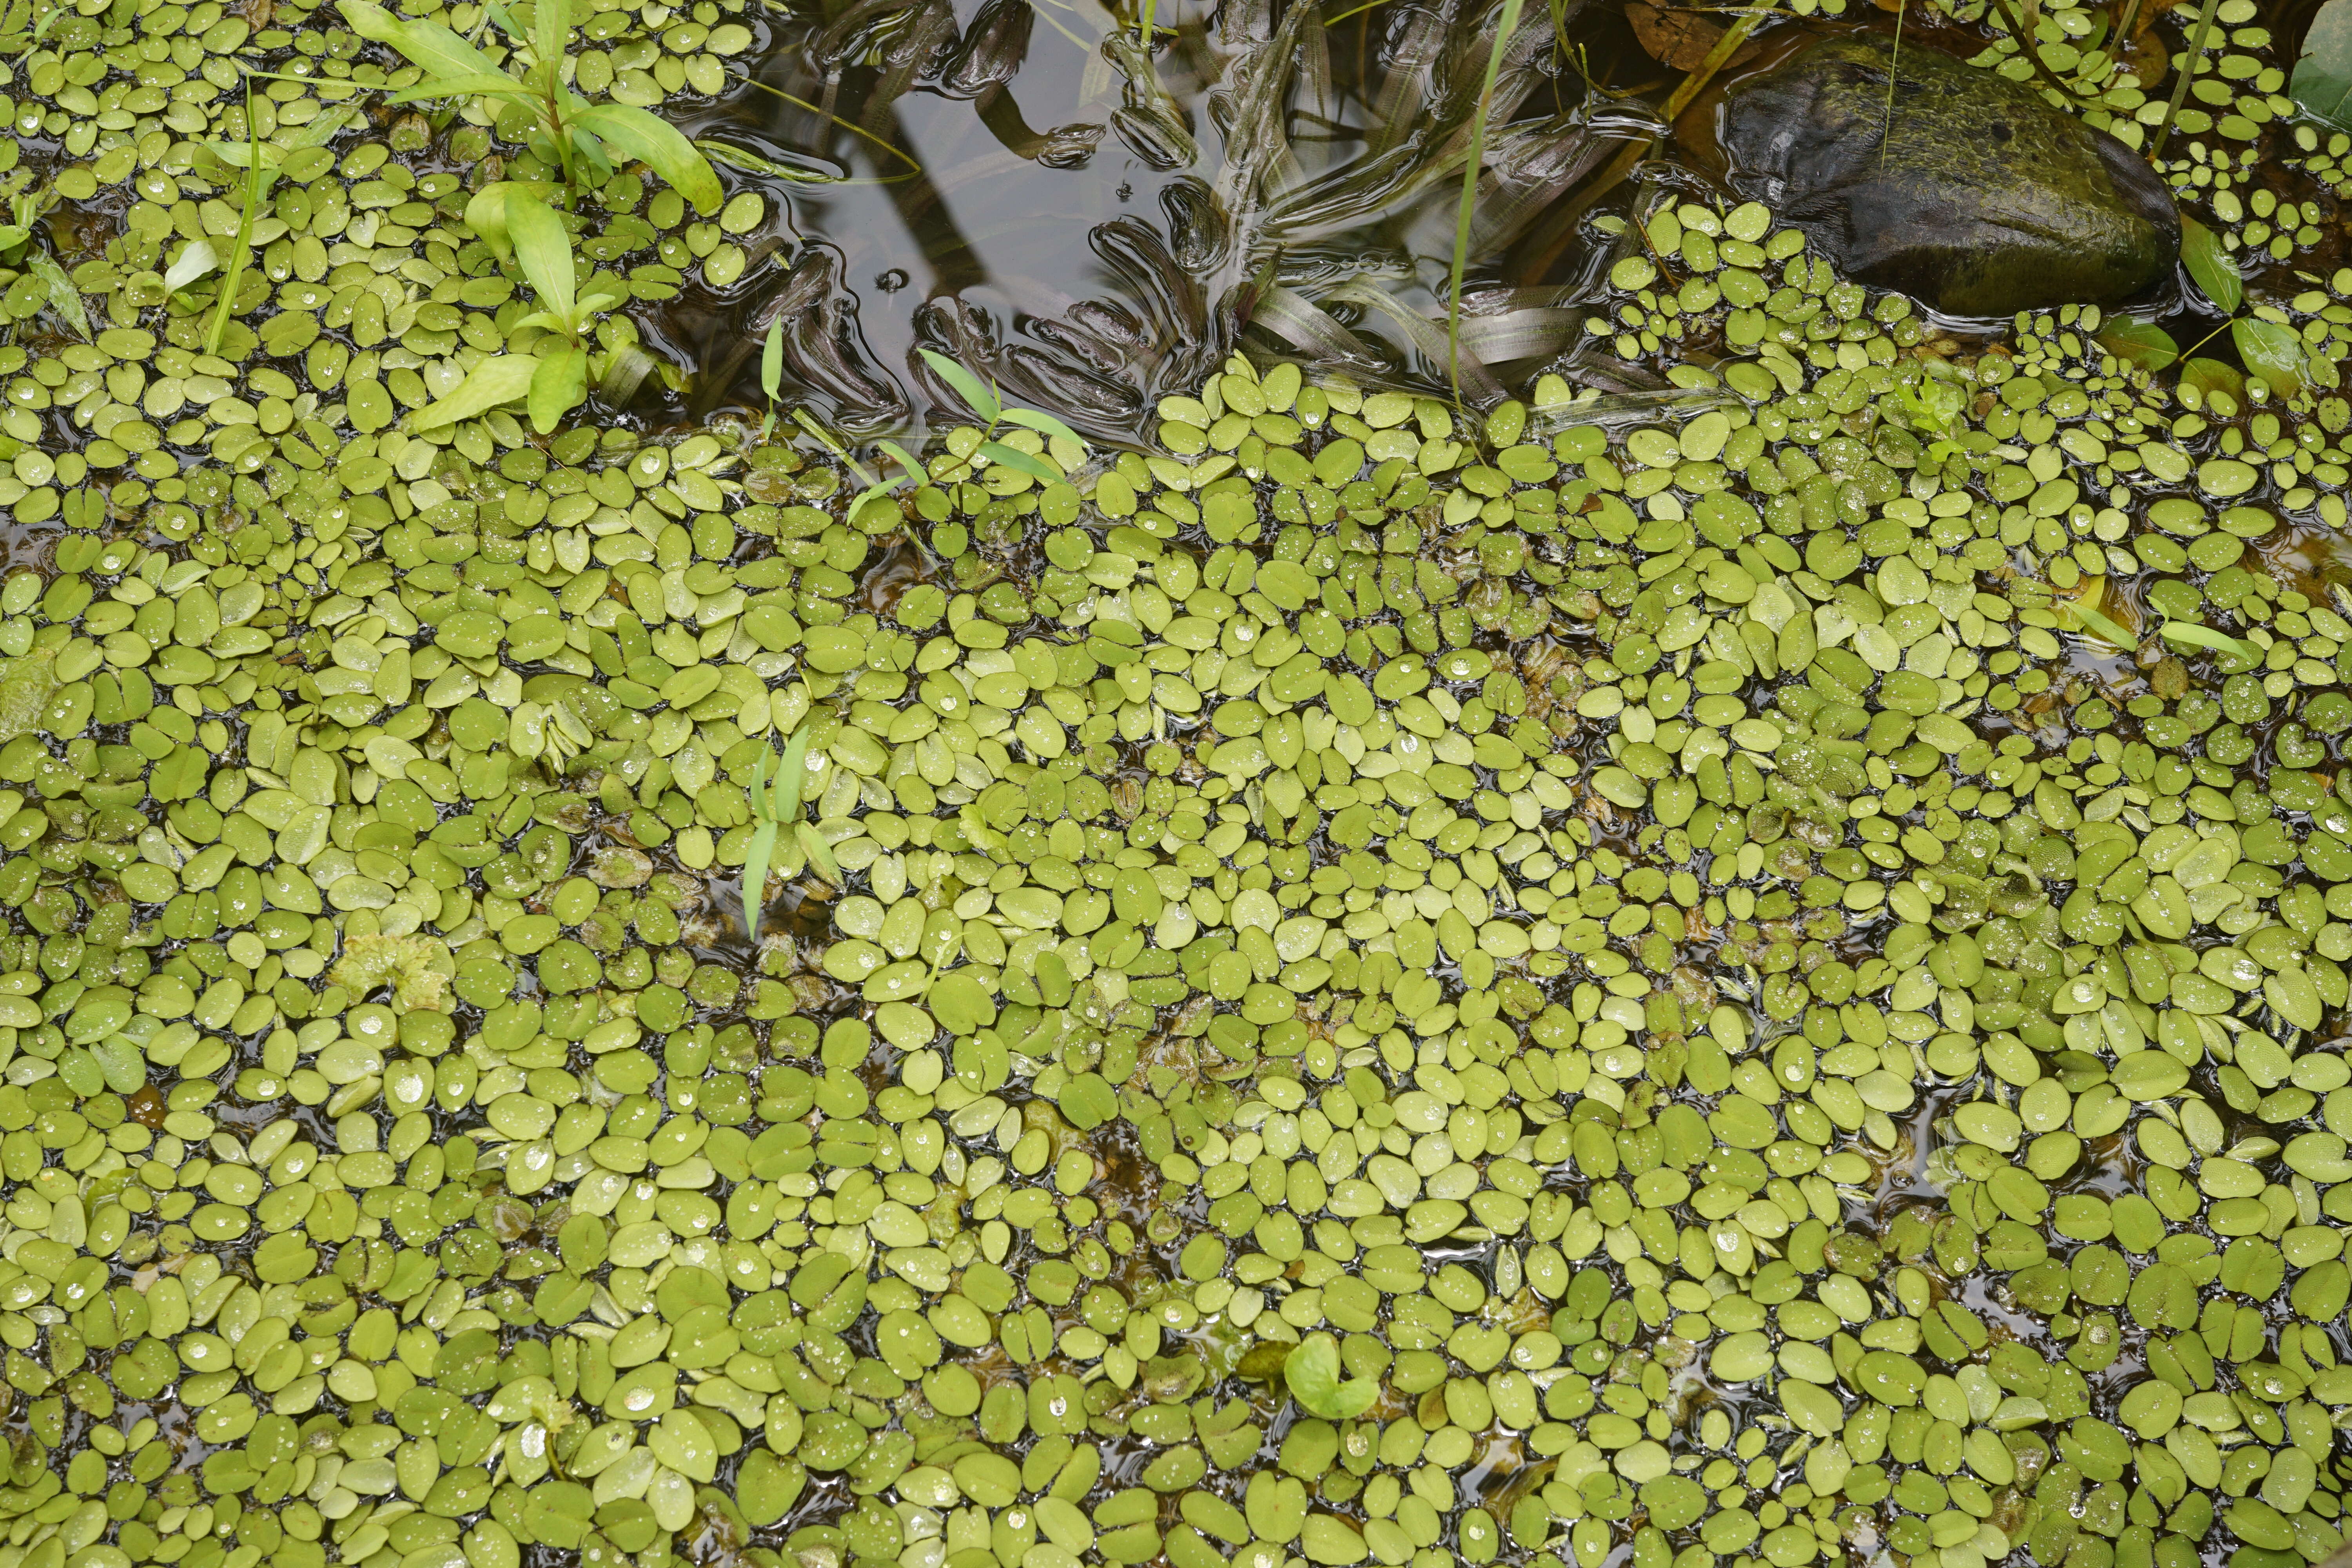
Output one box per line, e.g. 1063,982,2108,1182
0,6,2349,1568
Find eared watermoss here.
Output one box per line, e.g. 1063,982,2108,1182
0,8,2351,1568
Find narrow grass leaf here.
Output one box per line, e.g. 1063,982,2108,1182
978,441,1062,483
777,722,814,824
742,822,777,940
796,821,840,884
2067,601,2137,649
997,407,1089,449
2161,620,2262,663
918,347,1002,423
1447,0,1524,408
761,316,785,401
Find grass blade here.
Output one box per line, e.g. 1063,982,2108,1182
918,346,1002,423
777,721,815,824
741,822,777,940
761,316,785,401
1448,0,1525,410
2160,619,2261,662
996,407,1089,450
796,821,840,885
978,441,1062,483
2152,0,2222,155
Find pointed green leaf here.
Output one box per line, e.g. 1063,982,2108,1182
777,721,815,823
919,347,1001,423
2066,600,2137,649
997,406,1089,450
2294,0,2352,129
1284,1334,1379,1420
164,240,219,295
977,440,1062,483
26,253,86,341
2181,356,2245,407
761,316,784,401
742,821,778,941
746,746,772,821
2232,317,2310,396
383,71,538,103
527,345,586,433
412,354,540,428
340,0,511,87
878,439,925,476
796,820,839,885
502,185,575,324
2095,316,2178,374
2180,216,2241,314
532,0,565,79
569,103,722,214
2160,619,2262,663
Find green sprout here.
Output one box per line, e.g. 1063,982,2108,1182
340,0,721,214
741,719,836,944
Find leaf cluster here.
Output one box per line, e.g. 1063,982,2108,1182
741,720,836,943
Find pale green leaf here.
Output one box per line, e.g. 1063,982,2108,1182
761,316,784,402
412,354,540,428
919,347,1001,423
997,406,1089,450
742,820,777,942
777,721,815,824
1284,1334,1378,1420
340,0,512,89
503,185,575,324
2180,216,2241,314
164,240,218,295
2160,619,2262,663
796,820,839,885
527,345,587,434
569,103,722,215
978,440,1062,483
26,253,86,341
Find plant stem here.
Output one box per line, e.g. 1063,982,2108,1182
2150,0,2220,158
1985,0,2078,102
1880,0,1905,171
1447,0,1525,411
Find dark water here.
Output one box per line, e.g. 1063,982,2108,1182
653,0,1625,442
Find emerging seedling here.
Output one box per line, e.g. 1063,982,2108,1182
741,719,836,943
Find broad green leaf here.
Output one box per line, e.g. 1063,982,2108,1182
2095,316,2178,374
569,103,722,214
998,406,1089,449
503,186,575,324
919,347,1001,423
2232,317,2310,396
2181,356,2245,407
383,71,537,104
2180,216,2241,314
796,821,839,885
741,821,777,941
2294,0,2352,129
532,0,566,82
26,253,86,341
527,345,586,434
164,240,218,295
1284,1334,1378,1420
978,440,1062,483
0,227,26,251
413,354,540,428
761,316,784,401
2160,619,2262,663
340,0,510,89
777,721,815,824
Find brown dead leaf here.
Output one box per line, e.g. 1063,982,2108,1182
1626,1,1762,71
2110,26,2167,85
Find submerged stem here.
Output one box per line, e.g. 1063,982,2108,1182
2150,0,2221,157
1449,0,1527,410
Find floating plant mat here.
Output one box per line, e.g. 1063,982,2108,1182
8,5,2352,1568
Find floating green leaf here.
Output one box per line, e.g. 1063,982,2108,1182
2232,317,2310,396
1284,1334,1378,1419
2180,216,2241,314
2293,0,2352,129
412,354,541,428
2096,316,2179,374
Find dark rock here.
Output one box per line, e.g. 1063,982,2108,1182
1716,33,2179,316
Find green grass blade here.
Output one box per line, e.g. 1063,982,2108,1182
2160,619,2261,663
996,407,1088,450
741,821,777,941
777,721,815,824
761,316,785,401
978,441,1062,483
746,746,772,820
796,821,840,885
918,347,1002,424
1447,0,1523,411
